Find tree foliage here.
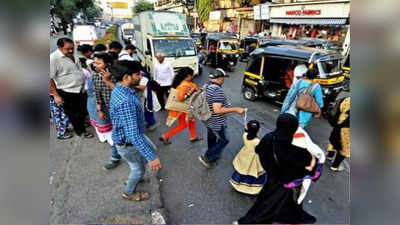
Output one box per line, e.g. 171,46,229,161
133,0,154,13
50,0,101,22
197,0,212,23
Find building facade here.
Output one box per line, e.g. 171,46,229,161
268,0,350,43
154,0,197,30
98,0,138,19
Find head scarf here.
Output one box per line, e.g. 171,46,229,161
272,113,299,143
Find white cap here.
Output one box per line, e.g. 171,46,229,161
294,64,308,77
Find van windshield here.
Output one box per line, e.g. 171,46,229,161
318,59,341,78
124,29,134,35
153,39,196,57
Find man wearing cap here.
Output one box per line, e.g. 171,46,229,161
293,64,308,85
198,69,245,168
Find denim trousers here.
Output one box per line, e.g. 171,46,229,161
110,144,122,162
205,127,229,162
116,144,147,195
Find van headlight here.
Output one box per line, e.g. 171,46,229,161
222,54,227,58
235,54,239,57
323,88,331,95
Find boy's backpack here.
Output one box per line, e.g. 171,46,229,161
189,85,212,121
328,97,346,127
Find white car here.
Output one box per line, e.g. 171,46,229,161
72,25,97,46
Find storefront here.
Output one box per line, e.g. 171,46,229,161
269,0,350,43
253,3,271,37
206,9,239,34
237,7,255,39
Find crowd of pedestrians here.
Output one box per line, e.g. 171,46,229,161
50,36,350,223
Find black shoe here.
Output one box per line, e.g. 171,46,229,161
198,155,214,168
103,160,120,170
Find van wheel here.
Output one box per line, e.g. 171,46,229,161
243,88,256,101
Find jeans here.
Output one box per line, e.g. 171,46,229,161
110,144,121,162
116,144,147,195
205,127,229,162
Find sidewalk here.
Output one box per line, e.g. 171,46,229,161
49,124,167,224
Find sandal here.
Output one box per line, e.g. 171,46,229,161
121,191,150,201
330,166,344,172
83,132,94,139
159,136,171,145
190,137,204,142
57,134,73,140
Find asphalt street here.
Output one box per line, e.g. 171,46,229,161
50,29,350,224
146,63,350,224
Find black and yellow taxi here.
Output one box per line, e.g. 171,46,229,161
242,45,345,116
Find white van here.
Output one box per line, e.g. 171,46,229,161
121,23,135,45
132,11,199,76
72,25,97,46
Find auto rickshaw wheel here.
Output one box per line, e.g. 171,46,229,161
243,88,256,101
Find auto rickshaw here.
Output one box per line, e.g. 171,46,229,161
191,32,202,51
299,38,343,53
239,36,260,62
242,45,345,118
342,52,350,91
259,38,301,48
205,33,239,71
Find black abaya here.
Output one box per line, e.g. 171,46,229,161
238,114,316,224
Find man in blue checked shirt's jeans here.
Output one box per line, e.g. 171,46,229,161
109,60,162,201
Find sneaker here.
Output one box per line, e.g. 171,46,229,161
198,155,213,168
103,160,120,170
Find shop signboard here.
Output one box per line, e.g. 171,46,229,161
106,1,128,9
270,2,350,18
261,3,270,20
209,11,221,20
254,5,261,20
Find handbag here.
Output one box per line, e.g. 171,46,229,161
295,83,321,114
165,88,191,113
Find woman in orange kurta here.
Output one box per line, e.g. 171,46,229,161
159,67,203,145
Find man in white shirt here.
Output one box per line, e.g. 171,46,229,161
154,53,174,110
118,44,140,62
50,37,93,138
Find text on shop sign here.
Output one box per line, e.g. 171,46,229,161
286,9,321,16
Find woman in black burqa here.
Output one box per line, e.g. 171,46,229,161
237,113,317,224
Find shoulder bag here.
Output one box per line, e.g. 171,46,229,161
165,87,191,113
295,83,321,114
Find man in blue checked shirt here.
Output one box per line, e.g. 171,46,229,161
109,60,162,201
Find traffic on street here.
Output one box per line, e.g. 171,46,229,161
50,1,350,224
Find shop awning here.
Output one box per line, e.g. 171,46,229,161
270,18,347,25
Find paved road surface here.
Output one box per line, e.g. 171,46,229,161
146,62,350,224
49,31,350,223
